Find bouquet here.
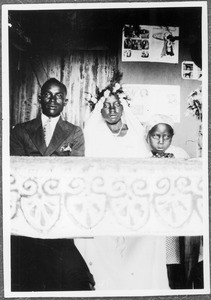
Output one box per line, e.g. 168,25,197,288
186,85,202,121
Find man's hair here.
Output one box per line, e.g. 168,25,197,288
41,78,67,95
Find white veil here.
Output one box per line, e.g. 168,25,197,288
84,98,151,158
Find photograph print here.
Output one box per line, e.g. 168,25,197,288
2,1,209,298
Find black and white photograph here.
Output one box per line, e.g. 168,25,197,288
2,1,210,298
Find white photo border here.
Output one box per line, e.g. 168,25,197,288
2,1,209,298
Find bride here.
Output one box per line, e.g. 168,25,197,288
75,73,169,290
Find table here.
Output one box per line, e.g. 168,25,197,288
10,156,204,238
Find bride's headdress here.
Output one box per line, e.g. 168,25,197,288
84,70,151,158
85,70,131,111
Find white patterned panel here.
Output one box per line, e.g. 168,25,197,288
10,157,204,237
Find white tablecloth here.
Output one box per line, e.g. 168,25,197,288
10,157,204,238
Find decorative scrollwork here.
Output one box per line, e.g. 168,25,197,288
67,177,85,195
110,193,150,230
154,177,193,228
10,157,204,237
10,175,19,218
65,193,107,228
42,178,60,195
10,174,16,185
174,177,191,193
195,195,203,221
21,194,61,232
91,176,106,194
154,177,171,196
131,179,147,196
20,179,61,232
10,190,19,219
108,180,127,197
194,178,203,220
197,179,203,192
22,178,39,197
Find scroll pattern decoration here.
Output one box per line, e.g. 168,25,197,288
10,168,203,235
11,177,62,232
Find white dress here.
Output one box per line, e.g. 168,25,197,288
85,120,150,158
75,100,169,290
75,105,169,290
76,236,169,290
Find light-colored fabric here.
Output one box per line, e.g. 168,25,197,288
166,236,180,264
199,237,203,262
43,118,52,146
144,114,174,138
41,113,60,133
41,113,60,146
148,144,190,266
84,99,151,158
76,101,169,290
75,236,169,290
10,156,203,237
166,145,190,159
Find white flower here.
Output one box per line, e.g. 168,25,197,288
113,83,120,92
86,93,92,101
118,93,125,101
60,144,72,152
187,97,193,106
104,89,110,98
91,96,98,104
100,96,105,102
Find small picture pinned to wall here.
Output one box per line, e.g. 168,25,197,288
181,61,202,80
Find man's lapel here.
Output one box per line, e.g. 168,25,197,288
44,118,71,156
26,116,46,155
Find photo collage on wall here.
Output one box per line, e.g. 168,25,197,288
122,25,179,63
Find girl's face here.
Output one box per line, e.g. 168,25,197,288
101,95,123,124
148,123,173,154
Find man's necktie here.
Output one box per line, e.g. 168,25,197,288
43,118,52,146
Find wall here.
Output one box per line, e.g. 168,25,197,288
9,7,203,157
117,7,202,157
119,36,201,158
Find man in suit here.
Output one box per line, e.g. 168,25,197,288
10,78,95,291
10,78,84,157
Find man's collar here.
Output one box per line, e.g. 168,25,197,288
41,113,60,125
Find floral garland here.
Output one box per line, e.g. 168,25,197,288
186,85,202,121
85,71,131,111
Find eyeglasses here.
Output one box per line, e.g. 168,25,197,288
151,134,172,141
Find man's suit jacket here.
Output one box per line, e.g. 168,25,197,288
10,115,95,291
10,115,84,156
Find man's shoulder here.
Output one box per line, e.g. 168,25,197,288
60,119,82,131
12,117,40,131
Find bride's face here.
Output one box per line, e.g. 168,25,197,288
101,95,123,124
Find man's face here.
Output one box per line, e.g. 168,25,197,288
148,123,173,154
39,82,68,117
101,95,123,124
